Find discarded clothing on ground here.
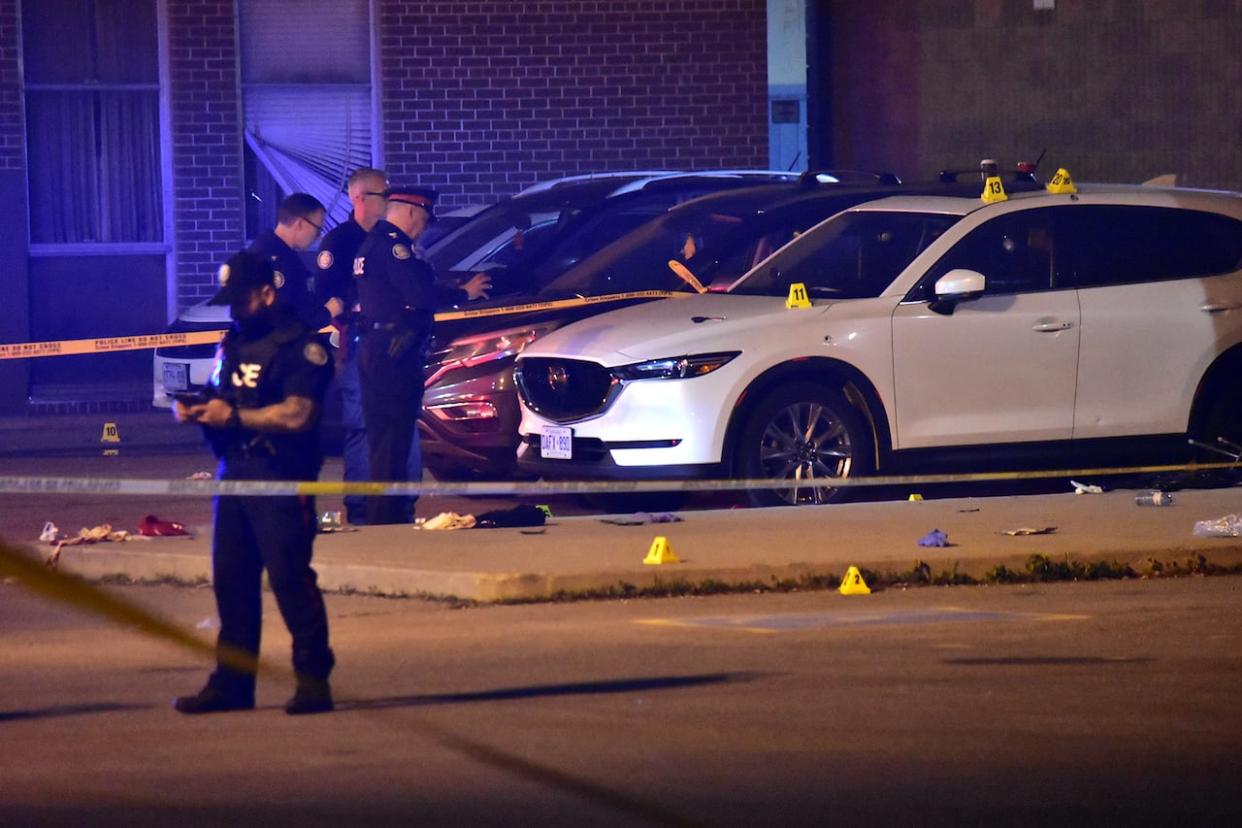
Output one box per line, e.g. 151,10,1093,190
917,528,949,547
43,523,145,569
474,504,547,529
414,512,477,531
599,512,684,526
138,514,190,537
1000,526,1057,536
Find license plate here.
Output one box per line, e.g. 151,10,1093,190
163,362,190,392
541,425,573,460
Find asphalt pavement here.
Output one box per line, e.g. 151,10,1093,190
4,410,1242,601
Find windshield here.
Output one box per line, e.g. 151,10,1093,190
539,203,833,298
424,188,608,274
730,210,960,298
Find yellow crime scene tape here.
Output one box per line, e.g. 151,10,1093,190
0,460,1236,500
0,290,688,360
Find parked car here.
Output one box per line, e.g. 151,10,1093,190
514,179,1242,505
420,171,959,478
153,169,800,410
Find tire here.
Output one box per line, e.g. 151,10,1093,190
1189,385,1242,485
735,382,872,507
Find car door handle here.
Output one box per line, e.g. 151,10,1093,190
1200,302,1242,314
1032,320,1074,332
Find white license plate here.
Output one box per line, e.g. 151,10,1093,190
541,425,573,460
163,362,190,392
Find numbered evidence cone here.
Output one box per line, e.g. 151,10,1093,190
785,281,811,309
643,536,680,565
838,565,871,596
100,421,121,456
1046,167,1077,195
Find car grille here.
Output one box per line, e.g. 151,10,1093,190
515,357,616,422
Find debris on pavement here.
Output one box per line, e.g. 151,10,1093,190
44,523,146,569
187,471,213,480
917,528,950,547
39,521,59,542
1000,526,1058,536
414,512,477,531
195,617,219,630
599,512,684,526
474,504,547,528
138,514,191,537
1192,513,1242,538
1071,479,1104,495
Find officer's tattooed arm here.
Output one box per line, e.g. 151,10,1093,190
192,396,319,433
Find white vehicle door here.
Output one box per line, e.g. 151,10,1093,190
1066,205,1242,438
891,208,1080,449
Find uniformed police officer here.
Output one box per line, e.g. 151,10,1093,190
251,192,344,331
354,187,490,524
316,168,419,525
172,250,336,716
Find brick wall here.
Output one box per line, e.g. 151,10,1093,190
378,0,769,208
828,0,1242,190
168,0,244,307
0,0,21,171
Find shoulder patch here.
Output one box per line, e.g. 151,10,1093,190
317,250,334,270
273,270,286,289
393,244,412,261
217,263,230,286
304,342,329,367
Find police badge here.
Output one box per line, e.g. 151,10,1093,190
317,250,334,270
304,342,329,366
273,270,286,289
392,244,412,261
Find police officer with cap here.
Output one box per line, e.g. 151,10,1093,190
172,249,336,715
251,192,344,330
355,186,490,524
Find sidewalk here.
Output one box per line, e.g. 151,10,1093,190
42,488,1242,602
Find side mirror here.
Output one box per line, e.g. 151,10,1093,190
929,269,986,315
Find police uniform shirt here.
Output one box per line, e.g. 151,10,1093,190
207,305,334,479
315,213,366,310
249,230,332,332
354,219,468,327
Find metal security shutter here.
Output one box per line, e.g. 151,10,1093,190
239,0,373,229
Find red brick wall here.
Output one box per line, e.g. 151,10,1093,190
378,0,770,208
0,0,21,171
827,0,1242,190
168,0,244,307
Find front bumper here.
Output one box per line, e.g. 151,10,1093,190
515,435,721,480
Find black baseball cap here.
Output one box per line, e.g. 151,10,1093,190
208,250,276,306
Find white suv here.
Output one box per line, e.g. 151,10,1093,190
514,183,1242,505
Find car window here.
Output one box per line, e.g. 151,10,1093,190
909,208,1064,301
1062,206,1242,288
731,211,958,299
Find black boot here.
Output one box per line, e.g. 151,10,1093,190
173,683,254,715
285,678,333,715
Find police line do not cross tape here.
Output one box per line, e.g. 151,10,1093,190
0,290,689,361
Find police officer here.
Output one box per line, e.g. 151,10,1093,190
354,187,490,524
251,192,344,331
172,250,336,716
316,168,419,525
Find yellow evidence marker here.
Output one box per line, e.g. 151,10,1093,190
785,282,811,309
643,536,680,565
100,421,120,456
981,175,1007,203
1046,167,1077,194
838,565,871,595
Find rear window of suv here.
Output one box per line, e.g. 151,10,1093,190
730,211,959,299
1063,206,1242,288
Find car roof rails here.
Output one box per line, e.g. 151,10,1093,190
516,171,684,196
797,169,903,186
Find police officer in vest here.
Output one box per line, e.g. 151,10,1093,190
172,250,336,716
251,192,344,331
355,187,490,524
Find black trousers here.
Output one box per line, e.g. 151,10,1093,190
209,460,334,697
358,330,424,525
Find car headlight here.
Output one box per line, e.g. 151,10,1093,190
425,323,559,387
611,352,740,381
